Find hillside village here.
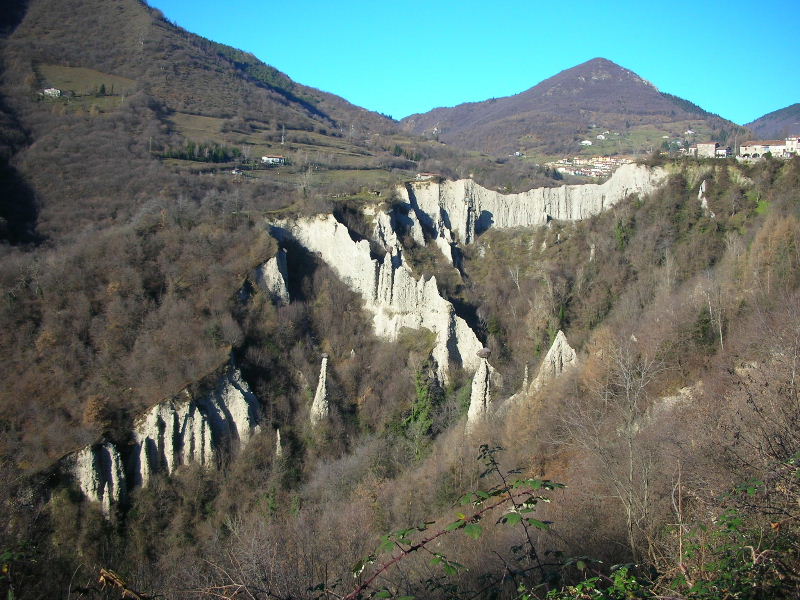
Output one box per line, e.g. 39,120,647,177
686,136,800,160
549,135,799,179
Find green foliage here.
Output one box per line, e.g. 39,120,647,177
397,369,442,459
545,566,650,600
0,547,23,600
392,144,422,162
755,199,771,215
614,218,632,251
161,139,242,163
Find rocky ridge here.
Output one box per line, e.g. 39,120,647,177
396,164,667,261
529,330,578,392
252,250,290,305
68,165,664,511
273,215,483,380
67,363,261,512
466,356,497,432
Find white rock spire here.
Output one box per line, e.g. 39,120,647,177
310,354,329,426
466,348,497,432
275,428,283,458
275,216,482,382
529,330,577,392
70,363,261,511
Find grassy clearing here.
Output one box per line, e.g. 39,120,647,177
166,112,375,168
38,64,137,96
168,112,226,138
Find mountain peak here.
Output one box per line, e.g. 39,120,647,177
582,57,621,67
544,57,657,92
401,58,736,156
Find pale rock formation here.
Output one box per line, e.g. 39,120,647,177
273,215,482,380
466,357,497,432
405,208,426,247
397,163,667,246
133,398,212,487
310,354,329,426
698,180,715,218
72,443,126,515
71,364,261,508
369,204,427,254
275,429,283,458
369,207,404,256
133,364,260,486
199,365,261,449
649,384,698,421
529,330,578,392
252,249,290,305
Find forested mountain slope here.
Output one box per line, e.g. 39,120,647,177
0,0,401,243
746,103,800,139
402,58,747,158
0,0,563,248
3,155,800,599
1,2,799,599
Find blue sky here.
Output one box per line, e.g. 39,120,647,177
147,0,799,126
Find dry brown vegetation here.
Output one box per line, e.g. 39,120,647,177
1,1,799,599
3,150,798,598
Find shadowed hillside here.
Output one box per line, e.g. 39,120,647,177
747,103,800,139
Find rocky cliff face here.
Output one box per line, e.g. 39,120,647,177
72,443,126,515
529,330,578,392
273,215,483,380
68,363,261,510
397,164,667,252
252,249,290,305
466,357,497,432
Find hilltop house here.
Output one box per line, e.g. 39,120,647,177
687,142,731,158
697,142,717,158
739,137,800,159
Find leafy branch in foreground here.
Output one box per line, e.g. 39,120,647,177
340,445,565,600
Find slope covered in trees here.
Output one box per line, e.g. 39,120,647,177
746,103,800,139
0,0,562,245
1,2,800,599
401,58,747,158
2,156,800,599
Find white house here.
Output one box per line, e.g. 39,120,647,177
596,134,606,140
42,88,61,98
580,140,593,146
261,155,286,165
